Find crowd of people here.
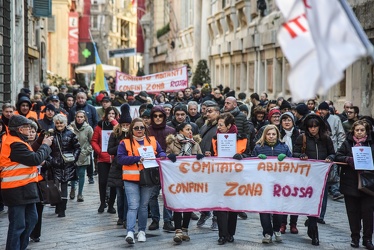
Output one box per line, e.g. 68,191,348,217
0,81,373,249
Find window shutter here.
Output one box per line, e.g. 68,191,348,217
33,0,52,17
48,15,55,32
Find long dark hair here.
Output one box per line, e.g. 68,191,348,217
128,118,151,144
304,115,330,140
103,106,119,121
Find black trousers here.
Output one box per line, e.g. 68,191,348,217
260,213,282,236
30,202,44,238
344,194,374,241
282,214,298,225
98,162,116,206
174,212,192,229
216,211,238,238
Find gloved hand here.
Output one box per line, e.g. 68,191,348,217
346,157,354,168
233,153,243,160
325,155,334,162
36,130,46,145
278,153,286,161
167,153,177,163
299,153,308,160
258,154,267,160
196,154,204,160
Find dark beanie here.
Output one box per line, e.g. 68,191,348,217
17,96,32,108
239,104,249,113
226,90,236,98
118,103,132,124
44,104,56,112
173,104,187,114
296,104,309,116
280,100,291,110
318,101,330,110
8,115,32,130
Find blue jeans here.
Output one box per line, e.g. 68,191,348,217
116,186,128,221
6,203,38,250
71,165,87,195
320,185,328,219
124,181,152,233
149,185,172,222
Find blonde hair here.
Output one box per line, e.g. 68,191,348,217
256,124,281,146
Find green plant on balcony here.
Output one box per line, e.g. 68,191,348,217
156,23,170,39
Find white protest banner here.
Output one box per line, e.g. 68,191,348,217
116,66,187,94
159,157,332,217
352,146,374,170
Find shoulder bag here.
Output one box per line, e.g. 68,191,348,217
56,135,75,163
358,171,374,196
38,170,62,204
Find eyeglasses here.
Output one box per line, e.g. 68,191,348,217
153,114,163,118
133,126,145,131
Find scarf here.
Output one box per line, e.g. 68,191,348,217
76,122,84,130
353,135,367,146
282,128,294,152
176,133,196,156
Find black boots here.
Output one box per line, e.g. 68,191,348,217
307,226,319,246
58,199,67,217
363,240,374,250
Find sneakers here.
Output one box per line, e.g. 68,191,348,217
197,213,211,226
163,221,175,232
191,212,199,220
210,216,218,231
290,224,299,234
181,228,190,241
333,192,344,200
317,218,326,224
238,212,248,220
107,207,116,214
262,234,272,244
69,188,76,200
137,231,146,242
77,195,84,202
280,223,286,234
274,231,282,242
173,229,183,244
125,231,135,244
148,220,159,230
88,177,94,184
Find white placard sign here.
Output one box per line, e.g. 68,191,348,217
217,134,237,157
352,146,374,170
138,146,158,168
158,157,332,216
101,130,112,152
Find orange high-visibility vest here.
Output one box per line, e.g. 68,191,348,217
0,135,39,189
212,137,248,156
14,110,38,120
122,136,158,182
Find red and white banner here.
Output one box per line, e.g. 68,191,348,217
68,12,79,64
116,66,188,94
276,0,369,102
159,157,332,216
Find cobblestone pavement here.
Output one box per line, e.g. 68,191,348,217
0,176,356,249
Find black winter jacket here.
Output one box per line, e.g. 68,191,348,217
48,127,81,182
167,116,199,135
335,132,374,197
293,132,335,160
107,132,127,188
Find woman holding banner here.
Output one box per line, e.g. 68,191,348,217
166,122,204,244
252,124,292,244
211,113,251,245
91,107,119,214
117,118,166,244
335,120,374,249
293,113,335,246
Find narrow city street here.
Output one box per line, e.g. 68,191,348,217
0,175,355,249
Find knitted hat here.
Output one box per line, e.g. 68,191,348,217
280,100,291,110
163,103,172,109
44,103,56,112
268,108,281,120
318,101,330,110
173,104,188,114
126,90,134,96
226,90,236,98
101,96,111,102
141,109,151,117
138,91,148,98
8,115,32,130
280,111,295,124
118,104,132,124
96,93,105,103
295,103,309,116
239,104,249,113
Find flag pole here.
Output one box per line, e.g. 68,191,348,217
338,0,374,63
